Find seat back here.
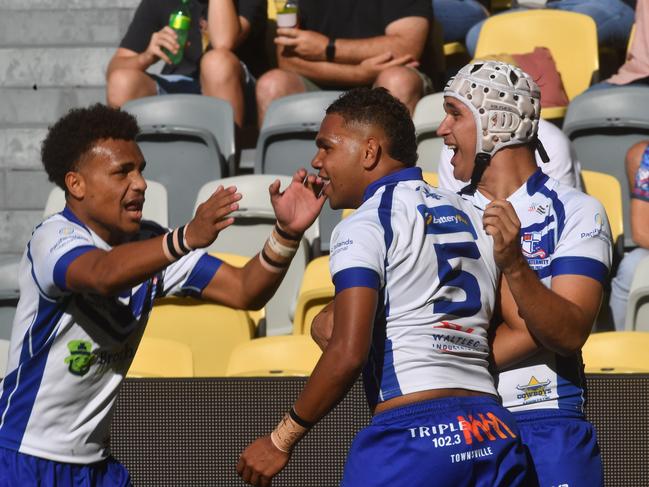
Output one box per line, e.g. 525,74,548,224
145,297,254,376
128,337,194,378
625,255,649,332
123,95,235,227
226,335,322,376
581,170,624,246
293,256,334,335
413,92,446,172
195,176,311,335
474,10,598,102
582,331,649,373
563,87,649,246
43,180,169,227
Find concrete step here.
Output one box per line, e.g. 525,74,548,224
0,210,43,255
0,88,106,125
4,0,139,9
0,47,113,88
0,9,134,48
0,127,49,171
3,169,53,211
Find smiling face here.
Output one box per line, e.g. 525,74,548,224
66,138,147,245
437,97,478,183
311,114,369,210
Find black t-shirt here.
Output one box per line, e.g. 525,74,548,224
297,0,432,39
120,0,267,79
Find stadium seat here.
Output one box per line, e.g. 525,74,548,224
254,91,344,252
145,297,254,376
563,87,649,247
0,338,9,378
122,95,235,227
293,256,334,335
195,176,311,335
582,331,649,373
225,335,322,377
127,337,194,378
474,10,598,119
413,92,446,172
581,170,624,247
625,254,649,332
43,180,169,227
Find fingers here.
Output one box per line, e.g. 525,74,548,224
276,27,299,37
274,36,299,47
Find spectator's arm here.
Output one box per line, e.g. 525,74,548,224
631,199,649,248
106,27,180,78
207,0,251,50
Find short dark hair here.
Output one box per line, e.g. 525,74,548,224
326,87,418,167
41,103,140,190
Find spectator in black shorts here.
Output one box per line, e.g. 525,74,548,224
106,0,268,127
256,0,433,125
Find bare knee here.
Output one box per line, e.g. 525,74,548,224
256,69,305,107
200,47,242,88
106,69,155,107
374,67,423,114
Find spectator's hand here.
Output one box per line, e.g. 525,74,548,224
483,199,528,275
270,168,327,237
237,436,290,487
311,301,334,351
144,26,181,64
185,185,241,249
359,52,418,84
275,28,328,61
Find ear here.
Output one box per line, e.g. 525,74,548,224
64,171,85,200
361,137,381,170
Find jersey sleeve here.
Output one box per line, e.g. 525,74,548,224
550,194,612,285
160,251,223,297
28,220,97,299
329,207,386,295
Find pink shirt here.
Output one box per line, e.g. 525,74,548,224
609,0,649,85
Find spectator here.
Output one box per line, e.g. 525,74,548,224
433,0,489,44
106,0,267,127
609,141,649,329
465,0,635,57
438,117,583,191
439,60,611,487
255,0,433,125
590,0,649,90
0,104,324,485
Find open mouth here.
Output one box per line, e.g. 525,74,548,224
124,199,144,220
446,143,458,165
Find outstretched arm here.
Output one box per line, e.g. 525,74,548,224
237,286,376,486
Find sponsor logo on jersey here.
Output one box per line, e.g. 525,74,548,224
64,340,97,376
330,238,353,257
516,375,552,402
521,232,547,259
457,412,517,446
418,186,442,200
581,212,609,241
417,205,477,238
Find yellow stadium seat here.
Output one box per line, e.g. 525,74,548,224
581,170,624,245
145,297,254,376
341,172,439,220
226,335,322,376
474,10,598,120
293,256,334,335
582,331,649,373
128,337,194,378
443,42,467,57
211,252,265,328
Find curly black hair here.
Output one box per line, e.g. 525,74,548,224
326,87,418,167
41,103,140,190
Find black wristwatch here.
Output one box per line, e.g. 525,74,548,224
326,37,336,62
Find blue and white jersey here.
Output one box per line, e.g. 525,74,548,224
329,167,499,410
0,207,222,463
469,170,612,413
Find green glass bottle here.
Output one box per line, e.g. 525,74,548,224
164,0,191,65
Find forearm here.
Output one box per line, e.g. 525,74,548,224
106,51,156,78
334,35,417,64
278,54,369,85
208,0,242,50
490,321,541,370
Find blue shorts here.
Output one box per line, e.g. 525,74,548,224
341,396,537,487
515,409,604,487
0,446,132,487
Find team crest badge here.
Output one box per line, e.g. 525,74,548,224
521,232,547,259
64,340,97,376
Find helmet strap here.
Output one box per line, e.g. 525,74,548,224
459,152,491,195
535,137,550,163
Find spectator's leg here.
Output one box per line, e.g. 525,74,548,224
433,0,489,43
255,69,307,127
548,0,635,50
106,69,157,108
374,67,425,115
624,140,648,188
201,47,246,127
610,247,649,330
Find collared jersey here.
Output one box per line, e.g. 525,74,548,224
469,170,612,413
0,207,222,463
329,167,499,410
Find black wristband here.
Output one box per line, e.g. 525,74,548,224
289,407,315,429
274,224,301,242
326,37,336,62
